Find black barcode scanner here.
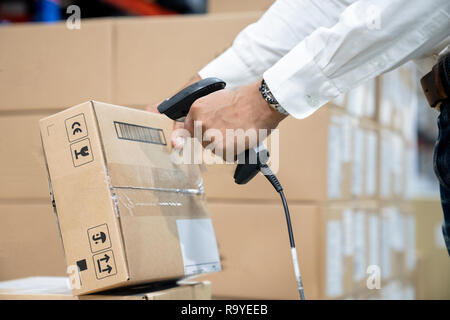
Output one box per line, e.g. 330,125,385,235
157,77,267,185
157,77,306,300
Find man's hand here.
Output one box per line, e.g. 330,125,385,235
146,74,201,149
180,79,287,159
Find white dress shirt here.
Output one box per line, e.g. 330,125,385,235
199,0,450,119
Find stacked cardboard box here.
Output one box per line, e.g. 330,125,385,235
208,0,274,13
412,199,450,299
0,13,261,282
197,65,426,299
0,277,211,300
1,11,447,300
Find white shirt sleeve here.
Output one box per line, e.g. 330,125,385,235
200,0,450,119
199,0,354,88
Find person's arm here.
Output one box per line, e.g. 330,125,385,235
199,0,355,89
263,0,450,119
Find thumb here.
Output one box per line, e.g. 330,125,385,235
146,102,162,113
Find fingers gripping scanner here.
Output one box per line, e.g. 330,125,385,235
157,77,306,300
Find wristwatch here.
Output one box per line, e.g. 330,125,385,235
259,79,289,116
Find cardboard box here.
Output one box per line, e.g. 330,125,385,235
351,119,379,200
335,79,377,121
0,277,211,300
208,0,274,13
379,203,417,282
203,106,353,202
196,201,376,300
412,199,450,299
378,130,406,200
196,201,320,300
0,20,112,111
113,13,262,107
376,64,418,135
40,101,221,295
0,113,59,200
0,202,66,281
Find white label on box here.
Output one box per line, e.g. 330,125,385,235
392,135,404,195
342,116,353,163
390,209,405,251
365,130,377,196
381,210,392,278
347,85,364,117
326,220,343,297
364,80,376,118
353,211,366,281
405,215,416,270
381,280,402,300
176,218,221,276
368,214,380,266
380,131,392,198
328,124,342,199
343,209,354,256
352,128,364,196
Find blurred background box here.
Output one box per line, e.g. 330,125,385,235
203,106,353,202
208,0,274,13
0,203,65,281
113,12,262,107
0,277,211,300
0,20,113,111
0,112,56,200
197,201,385,300
412,199,450,299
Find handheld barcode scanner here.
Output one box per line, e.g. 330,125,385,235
157,77,306,300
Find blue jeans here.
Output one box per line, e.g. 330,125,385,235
434,99,450,256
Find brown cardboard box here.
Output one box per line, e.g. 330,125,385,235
0,202,66,281
113,13,262,107
0,277,211,300
40,101,221,295
412,199,450,299
197,201,365,300
0,20,112,111
202,106,353,201
0,113,60,200
208,0,274,13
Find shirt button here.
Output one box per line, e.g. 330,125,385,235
306,94,319,107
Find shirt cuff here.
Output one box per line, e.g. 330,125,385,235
198,47,260,90
263,41,341,119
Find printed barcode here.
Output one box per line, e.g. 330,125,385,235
114,121,166,145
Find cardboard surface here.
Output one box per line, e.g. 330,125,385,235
0,113,59,200
208,0,274,13
203,106,353,201
0,20,112,111
113,13,261,106
196,201,385,300
0,277,211,300
0,202,66,281
40,101,221,295
196,201,320,300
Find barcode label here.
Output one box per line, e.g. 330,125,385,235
114,121,166,145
